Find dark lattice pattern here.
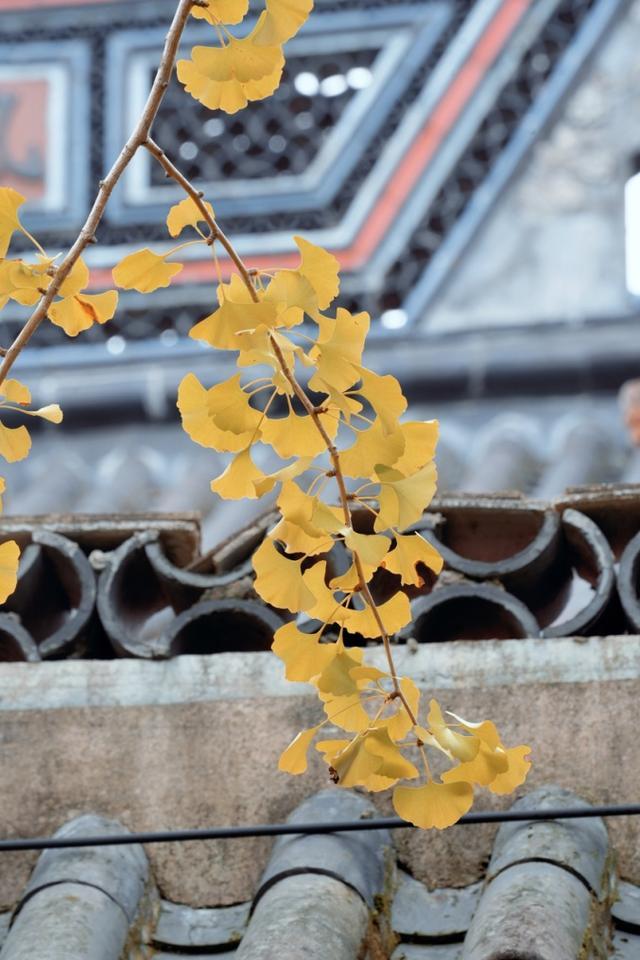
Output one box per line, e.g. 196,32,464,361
2,0,601,348
152,48,379,182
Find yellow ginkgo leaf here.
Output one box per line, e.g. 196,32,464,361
0,476,5,512
177,33,284,114
253,0,313,45
488,744,532,795
112,249,182,293
295,236,339,310
441,742,509,788
0,422,30,463
0,379,31,405
315,644,363,696
351,367,406,435
374,461,438,533
270,482,333,555
363,727,419,785
271,621,336,682
32,404,63,424
191,0,249,27
393,780,474,830
0,259,48,306
308,308,370,394
278,725,320,774
0,188,25,258
58,257,90,299
302,560,351,625
342,591,412,639
253,455,316,497
382,532,443,585
253,536,316,612
0,539,20,603
383,677,421,741
321,691,373,733
340,419,405,481
166,197,215,237
310,375,363,423
178,372,263,453
446,711,501,750
261,405,338,459
210,447,267,500
190,300,278,350
49,290,118,337
393,421,439,476
263,270,317,326
344,529,390,569
317,734,382,788
427,700,480,763
236,326,300,395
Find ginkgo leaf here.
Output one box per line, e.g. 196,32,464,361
295,236,339,310
32,404,63,424
488,745,532,795
113,249,182,293
441,742,509,787
0,476,5,512
177,32,284,114
270,482,334,555
253,455,316,497
191,0,249,27
374,462,438,532
272,621,336,682
253,536,316,612
0,539,20,604
340,419,405,480
317,734,382,788
261,405,338,459
393,421,439,476
308,308,370,394
342,591,412,639
236,326,300,395
382,532,443,585
351,367,406,435
278,725,320,774
315,644,363,696
210,447,267,500
0,188,25,257
178,372,263,453
190,300,278,350
0,259,48,306
446,712,501,750
302,560,352,625
0,379,31,405
393,780,474,830
427,700,480,763
263,270,317,326
166,197,215,237
310,375,363,423
363,727,419,784
58,257,90,299
253,0,313,45
344,529,390,569
0,422,30,463
49,290,118,337
383,677,420,741
321,690,373,733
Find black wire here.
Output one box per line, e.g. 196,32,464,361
1,803,639,852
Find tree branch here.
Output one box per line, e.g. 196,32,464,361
0,0,197,386
144,137,259,302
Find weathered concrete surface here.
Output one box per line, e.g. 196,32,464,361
0,639,638,909
425,0,640,332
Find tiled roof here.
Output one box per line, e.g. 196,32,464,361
3,483,640,660
0,786,636,959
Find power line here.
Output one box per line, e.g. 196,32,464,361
1,803,639,853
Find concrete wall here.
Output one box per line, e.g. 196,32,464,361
425,0,640,332
0,636,638,909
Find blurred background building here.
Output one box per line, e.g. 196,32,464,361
2,0,640,544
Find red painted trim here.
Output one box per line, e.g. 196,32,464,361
86,0,530,289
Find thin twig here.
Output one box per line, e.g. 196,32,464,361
144,138,259,301
0,0,197,386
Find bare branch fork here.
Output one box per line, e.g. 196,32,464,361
0,0,197,387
